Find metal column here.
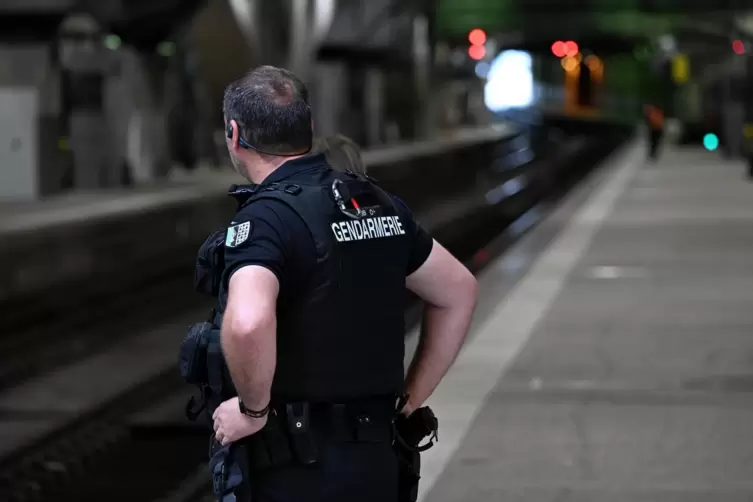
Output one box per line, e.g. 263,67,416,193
59,14,119,189
364,68,385,145
412,14,431,139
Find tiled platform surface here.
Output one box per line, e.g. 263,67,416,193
417,144,753,501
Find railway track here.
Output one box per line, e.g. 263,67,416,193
0,131,629,502
0,268,208,392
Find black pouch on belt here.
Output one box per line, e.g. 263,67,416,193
286,402,319,465
178,321,213,385
352,403,395,444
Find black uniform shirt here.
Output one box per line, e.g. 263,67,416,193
221,154,433,302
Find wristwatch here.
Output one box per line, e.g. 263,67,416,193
238,399,270,418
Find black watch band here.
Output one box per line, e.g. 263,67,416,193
238,400,270,418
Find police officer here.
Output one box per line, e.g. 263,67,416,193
210,65,478,502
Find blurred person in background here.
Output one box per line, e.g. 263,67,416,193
311,134,367,175
644,103,665,160
203,65,477,502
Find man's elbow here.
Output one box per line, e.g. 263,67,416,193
458,270,478,309
438,269,477,311
224,312,275,344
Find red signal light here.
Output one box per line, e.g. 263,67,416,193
469,28,487,46
564,41,579,57
552,41,566,57
468,44,486,60
733,39,745,54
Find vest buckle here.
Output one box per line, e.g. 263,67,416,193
284,184,302,195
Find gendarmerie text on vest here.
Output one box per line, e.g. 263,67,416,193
331,215,405,242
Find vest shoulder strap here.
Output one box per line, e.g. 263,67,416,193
239,182,302,208
240,182,331,258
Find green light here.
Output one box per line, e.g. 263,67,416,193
157,41,176,57
703,133,719,151
104,34,121,50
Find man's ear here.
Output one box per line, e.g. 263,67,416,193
228,120,240,151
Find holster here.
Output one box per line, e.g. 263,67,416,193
209,439,250,502
178,321,212,386
396,447,421,502
393,406,439,502
179,309,235,423
195,229,227,297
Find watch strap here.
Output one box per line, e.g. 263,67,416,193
239,399,270,418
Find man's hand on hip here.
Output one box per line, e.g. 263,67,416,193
213,397,268,445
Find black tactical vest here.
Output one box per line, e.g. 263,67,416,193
228,165,412,403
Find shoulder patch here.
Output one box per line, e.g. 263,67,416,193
226,221,252,248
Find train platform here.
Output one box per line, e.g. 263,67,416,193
0,124,514,235
0,123,529,306
414,142,753,501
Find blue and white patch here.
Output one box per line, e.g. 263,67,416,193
226,221,251,248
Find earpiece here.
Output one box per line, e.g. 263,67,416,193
226,123,233,139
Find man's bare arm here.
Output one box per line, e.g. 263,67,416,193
403,240,478,414
220,265,279,410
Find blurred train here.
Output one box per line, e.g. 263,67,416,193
434,33,646,140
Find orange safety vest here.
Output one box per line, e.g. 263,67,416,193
645,105,664,129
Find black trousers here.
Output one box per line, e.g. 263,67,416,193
230,400,401,502
648,127,663,159
250,437,399,502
